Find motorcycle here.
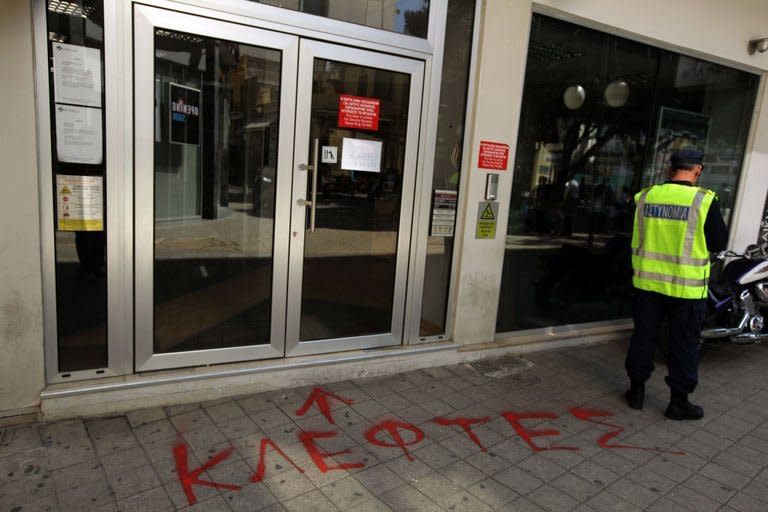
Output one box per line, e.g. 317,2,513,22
701,244,768,344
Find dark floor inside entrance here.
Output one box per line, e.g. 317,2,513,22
153,255,396,354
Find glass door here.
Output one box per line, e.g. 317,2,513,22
134,6,297,371
286,41,424,355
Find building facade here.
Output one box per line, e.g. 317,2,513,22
2,0,767,421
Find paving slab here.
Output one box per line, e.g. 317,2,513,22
4,340,768,511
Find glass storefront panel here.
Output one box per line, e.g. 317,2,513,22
497,14,758,333
47,0,108,372
153,29,281,353
299,58,411,341
419,0,475,336
251,0,429,38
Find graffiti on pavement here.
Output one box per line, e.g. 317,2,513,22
173,386,685,505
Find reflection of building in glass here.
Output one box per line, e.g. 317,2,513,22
531,142,561,189
645,107,710,187
497,13,758,333
251,0,426,36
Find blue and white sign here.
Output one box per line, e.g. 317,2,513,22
169,83,200,145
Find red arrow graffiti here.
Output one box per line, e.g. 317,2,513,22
295,387,354,425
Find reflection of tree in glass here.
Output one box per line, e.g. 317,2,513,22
403,7,428,36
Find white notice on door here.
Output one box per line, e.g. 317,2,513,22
55,105,103,165
53,43,102,107
341,138,382,173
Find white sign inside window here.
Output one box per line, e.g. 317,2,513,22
341,138,382,173
53,43,102,107
55,105,103,165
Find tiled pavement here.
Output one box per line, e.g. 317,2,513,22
2,339,768,512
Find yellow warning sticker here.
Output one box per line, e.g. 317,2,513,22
476,201,499,239
56,175,103,232
480,204,495,220
58,218,103,231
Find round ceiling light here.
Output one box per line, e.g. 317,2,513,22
563,85,586,110
604,80,630,107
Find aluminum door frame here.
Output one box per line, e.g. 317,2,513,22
286,40,424,356
134,5,298,371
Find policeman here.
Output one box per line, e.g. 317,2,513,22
624,149,727,420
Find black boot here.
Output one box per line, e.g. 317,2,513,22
624,380,645,410
665,390,703,420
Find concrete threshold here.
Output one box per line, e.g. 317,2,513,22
39,332,620,421
485,319,633,352
0,406,41,427
40,342,457,420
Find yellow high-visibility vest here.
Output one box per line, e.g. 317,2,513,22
631,183,715,299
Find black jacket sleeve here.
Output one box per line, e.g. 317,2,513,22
704,197,728,253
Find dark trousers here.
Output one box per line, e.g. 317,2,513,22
75,231,106,275
625,289,706,394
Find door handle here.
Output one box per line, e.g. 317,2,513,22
308,138,319,232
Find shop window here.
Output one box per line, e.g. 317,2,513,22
497,14,758,333
151,30,282,354
419,0,475,336
250,0,429,38
46,0,108,371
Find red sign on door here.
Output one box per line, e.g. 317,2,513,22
338,94,380,131
478,141,509,171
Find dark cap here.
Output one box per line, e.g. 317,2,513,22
670,149,704,169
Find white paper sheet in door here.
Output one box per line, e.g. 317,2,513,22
55,105,103,165
53,43,102,107
340,138,382,173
